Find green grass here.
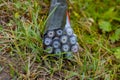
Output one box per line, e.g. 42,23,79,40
0,0,120,80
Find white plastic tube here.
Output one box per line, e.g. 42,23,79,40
44,37,52,46
46,46,53,53
60,35,68,44
47,30,55,38
71,44,79,53
62,44,70,52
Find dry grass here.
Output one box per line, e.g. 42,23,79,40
0,0,120,80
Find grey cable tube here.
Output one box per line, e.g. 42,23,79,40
44,0,67,34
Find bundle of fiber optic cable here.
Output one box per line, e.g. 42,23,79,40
43,0,79,58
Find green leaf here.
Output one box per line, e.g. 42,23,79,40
15,12,20,19
14,1,21,9
115,29,120,37
98,20,112,32
0,25,3,30
114,48,120,59
110,28,120,42
102,7,116,20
